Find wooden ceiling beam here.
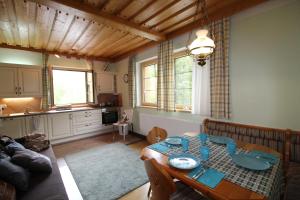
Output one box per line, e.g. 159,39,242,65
112,0,267,62
28,0,165,41
0,43,112,62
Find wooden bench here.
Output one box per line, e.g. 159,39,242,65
203,119,300,168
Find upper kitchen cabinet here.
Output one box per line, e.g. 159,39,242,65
96,72,115,93
0,64,42,98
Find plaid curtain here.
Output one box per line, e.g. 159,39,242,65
209,17,230,119
157,40,175,112
41,53,50,110
128,56,136,108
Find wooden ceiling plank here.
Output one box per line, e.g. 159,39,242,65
27,1,37,47
110,39,153,59
4,0,21,45
97,0,109,10
29,0,165,41
149,1,197,29
73,22,102,51
68,19,92,51
45,10,58,49
94,33,135,57
126,0,157,21
114,0,132,16
0,0,15,44
111,38,150,57
0,43,112,61
88,30,125,55
138,0,180,26
13,0,29,47
79,25,111,54
105,37,145,54
46,11,75,51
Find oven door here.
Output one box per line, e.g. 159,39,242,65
102,111,118,124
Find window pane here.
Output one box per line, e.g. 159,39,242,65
176,72,192,89
175,89,192,106
53,70,87,105
144,64,156,78
175,56,193,74
87,72,94,103
175,54,193,110
144,91,157,104
144,77,157,91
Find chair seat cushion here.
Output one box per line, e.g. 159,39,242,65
170,181,207,200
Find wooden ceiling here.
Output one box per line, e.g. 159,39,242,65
0,0,266,62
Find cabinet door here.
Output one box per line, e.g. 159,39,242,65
97,73,115,93
25,115,48,138
48,113,73,140
0,67,18,97
0,117,26,138
18,68,42,97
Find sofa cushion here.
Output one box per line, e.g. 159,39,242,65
0,157,29,191
11,149,52,173
4,141,25,156
17,146,68,200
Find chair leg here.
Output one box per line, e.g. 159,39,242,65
147,185,151,198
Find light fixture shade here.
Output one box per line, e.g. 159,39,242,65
188,29,215,56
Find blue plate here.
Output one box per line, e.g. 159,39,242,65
209,136,233,144
168,154,200,170
231,153,271,171
165,136,182,145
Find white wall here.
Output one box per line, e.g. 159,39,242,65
229,0,300,129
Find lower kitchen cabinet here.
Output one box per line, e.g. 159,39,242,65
0,117,26,138
47,113,73,140
25,115,48,137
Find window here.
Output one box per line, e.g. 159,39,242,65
174,52,193,111
52,69,94,105
141,60,157,106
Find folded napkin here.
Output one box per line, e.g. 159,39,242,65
188,167,225,189
247,150,279,165
148,143,169,153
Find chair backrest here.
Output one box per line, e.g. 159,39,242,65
123,109,133,123
147,127,168,144
144,159,176,200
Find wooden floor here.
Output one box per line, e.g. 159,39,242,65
52,132,150,200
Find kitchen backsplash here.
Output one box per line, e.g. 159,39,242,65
0,97,42,114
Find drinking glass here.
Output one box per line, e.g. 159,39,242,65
227,141,236,155
199,133,208,145
181,138,189,152
200,146,210,161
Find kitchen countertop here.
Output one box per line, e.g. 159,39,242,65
0,107,101,118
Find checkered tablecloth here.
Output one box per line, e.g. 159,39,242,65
148,135,283,199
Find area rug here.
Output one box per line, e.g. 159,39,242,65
64,143,148,200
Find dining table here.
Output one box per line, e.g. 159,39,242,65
140,132,283,200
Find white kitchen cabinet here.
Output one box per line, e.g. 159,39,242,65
96,72,115,93
25,115,48,137
0,64,42,98
73,109,102,135
18,68,42,97
47,113,73,140
0,117,26,139
0,67,19,97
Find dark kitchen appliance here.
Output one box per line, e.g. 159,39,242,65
101,107,119,125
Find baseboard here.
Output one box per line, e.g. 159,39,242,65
130,131,146,139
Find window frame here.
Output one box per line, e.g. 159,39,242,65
173,51,193,112
141,59,158,107
50,67,94,107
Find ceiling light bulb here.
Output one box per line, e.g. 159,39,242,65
55,54,60,58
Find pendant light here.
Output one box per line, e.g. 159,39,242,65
187,0,215,66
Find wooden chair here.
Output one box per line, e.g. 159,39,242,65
146,127,168,144
144,158,207,200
